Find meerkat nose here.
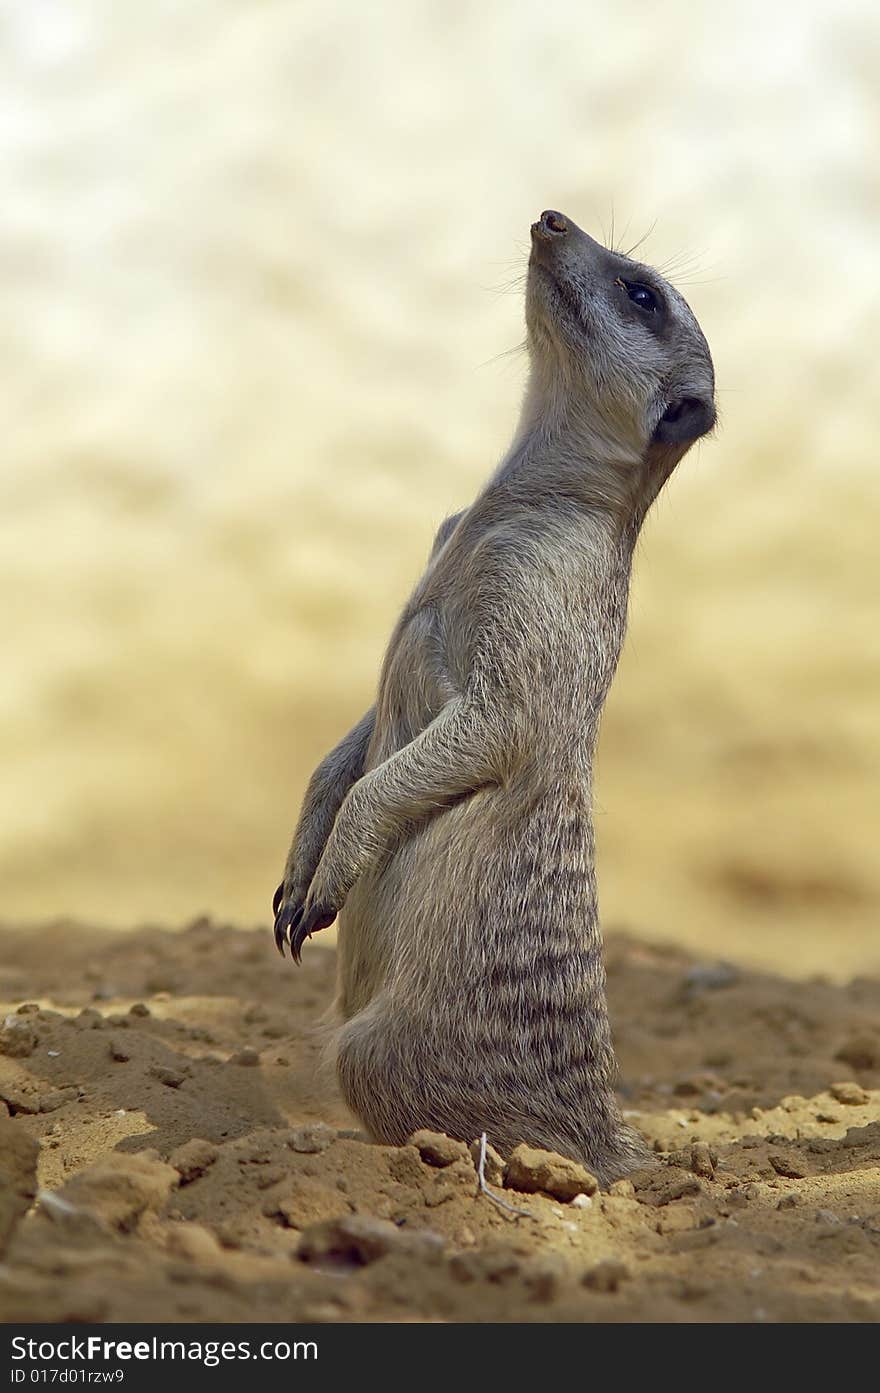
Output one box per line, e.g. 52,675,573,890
532,209,569,240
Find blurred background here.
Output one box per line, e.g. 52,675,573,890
1,0,877,977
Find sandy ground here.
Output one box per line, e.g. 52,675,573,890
2,918,879,1324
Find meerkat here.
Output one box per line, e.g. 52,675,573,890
273,209,716,1184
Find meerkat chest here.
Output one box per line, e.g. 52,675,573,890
453,528,630,703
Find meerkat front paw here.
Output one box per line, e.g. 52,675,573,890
274,786,374,961
288,899,337,963
273,883,337,963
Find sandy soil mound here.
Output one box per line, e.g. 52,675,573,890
1,920,879,1323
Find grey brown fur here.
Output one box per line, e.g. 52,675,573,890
274,210,716,1184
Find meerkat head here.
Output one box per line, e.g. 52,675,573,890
525,209,716,473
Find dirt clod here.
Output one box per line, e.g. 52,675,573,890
690,1141,716,1177
409,1130,470,1167
170,1139,219,1183
768,1150,809,1179
0,1016,38,1058
52,1153,178,1233
0,1117,38,1253
830,1080,869,1105
150,1064,186,1088
505,1145,599,1202
298,1214,443,1268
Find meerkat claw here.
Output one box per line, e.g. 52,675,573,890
272,881,285,916
290,904,337,963
274,901,303,957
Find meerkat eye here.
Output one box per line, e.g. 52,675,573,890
615,278,660,314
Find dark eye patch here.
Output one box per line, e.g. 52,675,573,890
614,276,662,315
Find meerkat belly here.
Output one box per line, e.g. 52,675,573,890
339,777,600,1020
336,782,503,1018
400,784,598,980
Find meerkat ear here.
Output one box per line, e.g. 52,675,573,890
653,395,716,446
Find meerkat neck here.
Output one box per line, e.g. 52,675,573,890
489,373,646,526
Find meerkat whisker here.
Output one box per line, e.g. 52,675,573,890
622,220,658,260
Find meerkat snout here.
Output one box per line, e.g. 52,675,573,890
525,209,715,467
531,209,569,239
